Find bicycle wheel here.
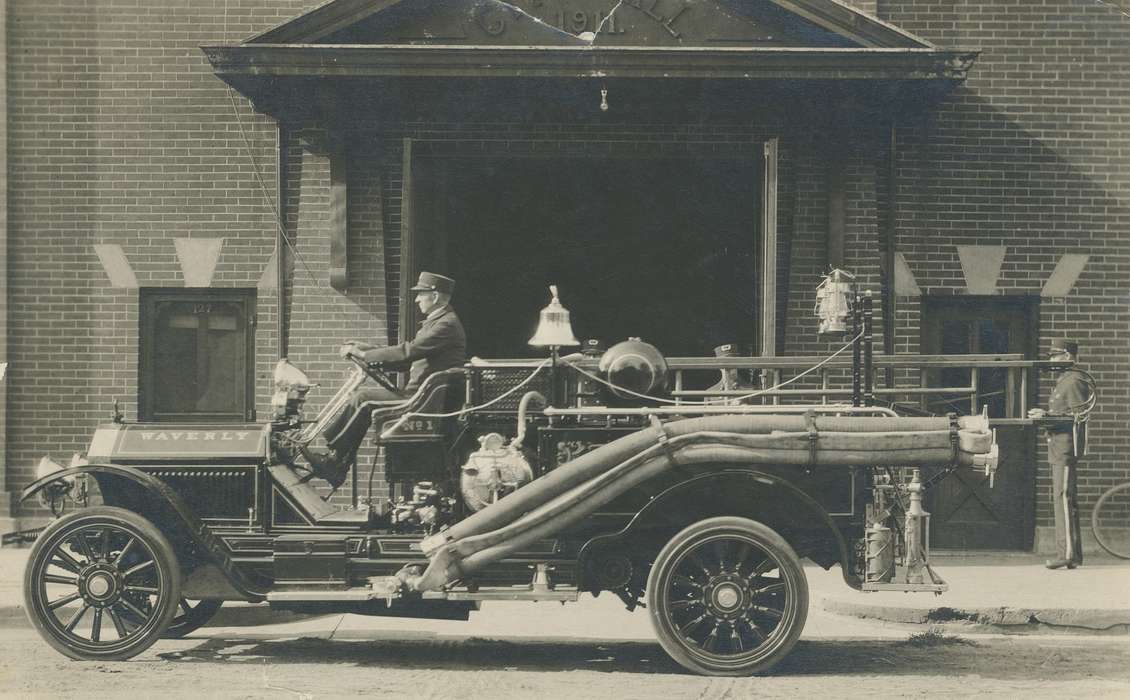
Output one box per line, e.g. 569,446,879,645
1091,482,1130,559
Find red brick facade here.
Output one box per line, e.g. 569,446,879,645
4,1,1127,552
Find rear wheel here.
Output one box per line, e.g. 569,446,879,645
24,507,181,660
163,599,223,638
647,517,808,676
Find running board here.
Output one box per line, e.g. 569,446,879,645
267,586,580,603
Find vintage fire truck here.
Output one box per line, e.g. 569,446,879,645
19,282,1005,676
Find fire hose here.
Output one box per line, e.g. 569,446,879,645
384,413,995,594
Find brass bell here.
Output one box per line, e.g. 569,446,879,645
529,285,580,348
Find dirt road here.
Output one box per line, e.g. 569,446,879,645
2,603,1128,699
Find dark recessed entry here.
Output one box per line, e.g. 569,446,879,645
415,156,761,358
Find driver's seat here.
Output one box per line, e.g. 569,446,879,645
374,367,466,484
366,367,466,439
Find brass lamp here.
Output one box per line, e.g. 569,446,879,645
529,285,580,349
815,268,856,335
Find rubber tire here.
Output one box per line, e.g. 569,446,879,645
1091,482,1130,560
24,506,182,661
163,599,223,638
647,516,808,676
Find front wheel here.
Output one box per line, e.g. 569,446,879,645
647,517,808,676
24,506,182,660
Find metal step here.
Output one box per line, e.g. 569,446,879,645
267,589,374,602
422,587,580,602
861,581,948,593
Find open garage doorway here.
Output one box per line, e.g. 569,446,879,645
410,155,762,359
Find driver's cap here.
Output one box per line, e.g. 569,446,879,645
410,271,455,294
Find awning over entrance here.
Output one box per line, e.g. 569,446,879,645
203,0,979,111
201,0,980,358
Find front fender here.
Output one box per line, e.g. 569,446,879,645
580,468,860,589
21,464,268,600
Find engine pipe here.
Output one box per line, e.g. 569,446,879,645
396,413,994,593
864,292,874,407
511,391,547,450
852,293,862,407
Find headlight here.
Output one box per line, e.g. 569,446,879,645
270,389,290,410
273,358,311,392
36,455,70,482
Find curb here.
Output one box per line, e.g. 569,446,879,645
816,595,1130,635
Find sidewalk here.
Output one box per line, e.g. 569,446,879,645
1,547,1127,634
812,553,1130,634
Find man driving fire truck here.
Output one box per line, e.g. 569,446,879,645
304,271,466,486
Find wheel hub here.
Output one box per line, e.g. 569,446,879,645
78,564,121,606
703,573,749,619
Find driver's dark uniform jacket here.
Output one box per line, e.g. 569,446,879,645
1046,368,1089,565
325,305,466,456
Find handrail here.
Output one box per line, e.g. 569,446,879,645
470,354,1059,369
465,354,1063,421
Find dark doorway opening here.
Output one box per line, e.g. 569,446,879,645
416,156,760,358
920,295,1040,551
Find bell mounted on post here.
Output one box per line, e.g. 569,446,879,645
529,285,580,349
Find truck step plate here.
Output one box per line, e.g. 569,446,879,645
267,590,373,602
423,587,579,602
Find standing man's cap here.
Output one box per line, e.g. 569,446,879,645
1051,339,1079,356
410,271,455,294
581,339,606,356
713,343,749,358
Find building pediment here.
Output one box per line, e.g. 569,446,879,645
202,0,978,118
247,0,933,49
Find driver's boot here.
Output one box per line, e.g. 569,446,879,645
299,446,352,490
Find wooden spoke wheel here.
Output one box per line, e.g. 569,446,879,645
647,517,808,676
24,507,181,661
163,599,223,638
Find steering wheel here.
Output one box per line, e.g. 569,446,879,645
346,353,401,393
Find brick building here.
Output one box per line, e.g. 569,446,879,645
1,0,1127,555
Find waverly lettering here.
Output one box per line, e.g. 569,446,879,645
138,431,252,442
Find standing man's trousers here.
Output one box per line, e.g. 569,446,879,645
1048,432,1083,565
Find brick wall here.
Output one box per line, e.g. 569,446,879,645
877,0,1130,536
6,0,316,520
0,0,8,528
7,1,1129,546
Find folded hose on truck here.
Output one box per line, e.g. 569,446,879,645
395,414,994,593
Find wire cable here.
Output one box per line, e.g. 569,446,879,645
378,360,552,438
560,331,865,406
221,0,320,288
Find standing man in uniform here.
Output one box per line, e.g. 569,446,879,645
304,271,466,487
1027,339,1091,570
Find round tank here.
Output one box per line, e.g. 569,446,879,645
598,338,669,401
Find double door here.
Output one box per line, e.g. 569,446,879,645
920,296,1039,551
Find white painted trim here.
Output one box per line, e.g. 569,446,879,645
93,244,139,289
174,238,225,288
957,244,1006,295
1041,253,1089,298
894,252,921,296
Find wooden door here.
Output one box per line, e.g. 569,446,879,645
920,296,1039,550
